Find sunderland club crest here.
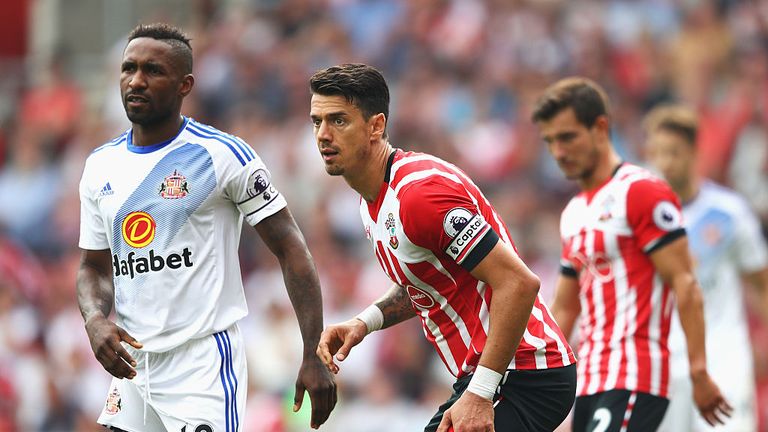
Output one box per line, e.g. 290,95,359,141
104,386,122,415
385,212,399,249
159,169,189,199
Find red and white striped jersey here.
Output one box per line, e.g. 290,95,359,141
361,149,575,378
559,163,685,398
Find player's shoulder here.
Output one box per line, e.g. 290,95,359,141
697,180,753,216
618,163,674,197
84,130,131,175
89,130,130,158
390,149,466,196
183,118,258,166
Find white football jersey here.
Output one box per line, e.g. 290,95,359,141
79,117,287,352
669,180,768,373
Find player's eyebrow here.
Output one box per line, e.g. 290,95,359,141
310,111,348,120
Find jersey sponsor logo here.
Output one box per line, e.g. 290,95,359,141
652,201,682,231
159,169,190,199
122,211,156,248
443,207,473,238
112,247,194,279
104,386,121,415
445,213,487,260
406,285,435,309
570,250,614,284
385,212,399,249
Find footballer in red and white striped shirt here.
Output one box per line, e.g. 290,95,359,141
533,76,731,432
312,64,578,432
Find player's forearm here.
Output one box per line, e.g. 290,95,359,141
745,267,768,324
280,248,325,357
76,262,115,324
478,275,539,374
673,272,708,376
374,283,416,329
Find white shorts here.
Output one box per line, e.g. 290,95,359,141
658,353,756,432
97,323,247,432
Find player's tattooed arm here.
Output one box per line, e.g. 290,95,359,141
254,207,337,428
255,207,325,353
78,248,142,379
77,249,115,323
375,283,416,329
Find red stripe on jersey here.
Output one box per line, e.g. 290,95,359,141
404,260,482,374
536,299,578,365
375,241,399,284
385,249,414,288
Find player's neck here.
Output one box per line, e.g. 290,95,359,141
347,141,392,203
676,176,699,204
579,148,622,191
131,115,185,147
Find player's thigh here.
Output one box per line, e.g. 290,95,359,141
494,364,577,431
153,325,248,432
425,365,576,432
573,390,669,432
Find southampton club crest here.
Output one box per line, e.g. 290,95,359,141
159,169,189,199
385,212,399,249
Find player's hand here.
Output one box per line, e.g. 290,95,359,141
316,318,367,374
84,314,142,379
691,370,732,426
437,391,494,432
293,354,337,429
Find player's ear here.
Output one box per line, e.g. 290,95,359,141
593,114,610,139
370,113,386,140
179,74,195,98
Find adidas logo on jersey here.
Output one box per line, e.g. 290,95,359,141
98,182,115,197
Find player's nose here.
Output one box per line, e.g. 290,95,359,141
316,120,333,142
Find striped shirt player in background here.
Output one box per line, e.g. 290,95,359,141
77,24,336,431
531,77,731,432
643,105,768,432
310,63,577,432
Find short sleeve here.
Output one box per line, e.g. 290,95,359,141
733,201,768,273
626,177,686,254
399,177,499,271
224,154,287,226
78,163,109,250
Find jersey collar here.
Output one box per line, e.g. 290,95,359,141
127,117,189,154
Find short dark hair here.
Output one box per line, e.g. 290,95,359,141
531,77,610,128
127,23,193,75
643,104,698,147
309,63,390,125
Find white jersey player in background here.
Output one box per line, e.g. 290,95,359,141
644,105,768,432
76,23,335,432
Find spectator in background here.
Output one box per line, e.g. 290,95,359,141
644,104,768,432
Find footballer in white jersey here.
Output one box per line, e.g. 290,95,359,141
645,104,768,432
79,117,286,352
77,24,335,432
660,182,767,432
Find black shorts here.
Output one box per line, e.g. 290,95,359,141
425,364,576,432
573,389,669,432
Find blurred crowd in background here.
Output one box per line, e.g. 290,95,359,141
0,0,767,430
